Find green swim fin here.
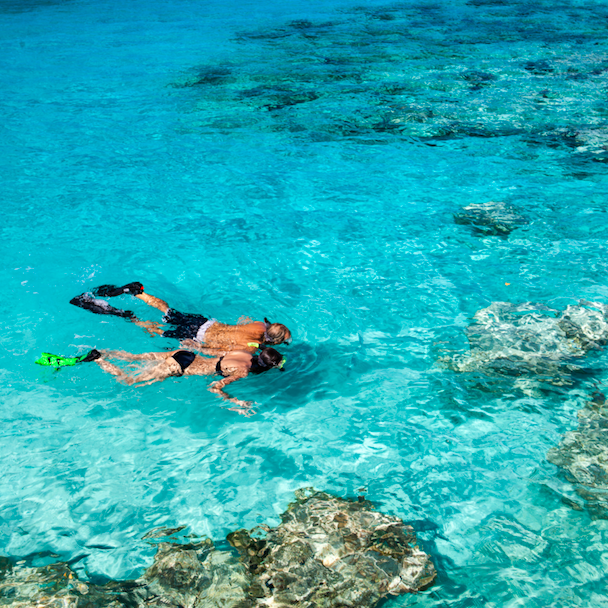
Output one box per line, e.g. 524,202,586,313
35,349,101,368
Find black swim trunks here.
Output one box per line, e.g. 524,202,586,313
162,308,210,340
171,350,196,375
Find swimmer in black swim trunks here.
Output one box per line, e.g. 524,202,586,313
70,282,292,353
93,346,285,414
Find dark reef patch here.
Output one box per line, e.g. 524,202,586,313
169,0,608,170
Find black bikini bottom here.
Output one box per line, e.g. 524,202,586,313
171,350,196,374
215,356,227,377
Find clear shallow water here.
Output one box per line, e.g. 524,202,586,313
2,0,608,605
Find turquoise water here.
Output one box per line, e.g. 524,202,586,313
2,0,608,605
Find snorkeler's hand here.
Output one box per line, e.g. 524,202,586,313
227,400,255,416
229,406,256,417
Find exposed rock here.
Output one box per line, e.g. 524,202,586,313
548,400,608,518
228,489,436,607
444,300,608,386
0,490,435,607
453,201,528,237
0,560,125,608
129,540,250,608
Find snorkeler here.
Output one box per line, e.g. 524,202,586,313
36,347,286,414
70,282,292,353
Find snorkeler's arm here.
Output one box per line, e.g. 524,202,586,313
135,292,170,314
208,373,251,407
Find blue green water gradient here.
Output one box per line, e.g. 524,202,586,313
2,0,608,605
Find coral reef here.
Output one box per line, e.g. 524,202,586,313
548,397,608,517
228,489,436,607
0,490,435,607
171,0,608,183
453,201,528,237
444,300,608,387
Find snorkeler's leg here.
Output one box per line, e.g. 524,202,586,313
95,359,136,385
101,350,174,362
135,292,170,313
129,292,171,336
129,358,183,386
130,318,165,337
96,353,179,386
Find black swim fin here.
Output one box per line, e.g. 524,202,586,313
70,293,135,319
92,282,144,297
92,284,125,297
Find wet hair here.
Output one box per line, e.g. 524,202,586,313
264,318,291,345
258,347,283,368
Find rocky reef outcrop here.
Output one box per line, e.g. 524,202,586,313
444,300,608,387
453,201,528,237
548,395,608,518
228,489,436,607
0,489,435,607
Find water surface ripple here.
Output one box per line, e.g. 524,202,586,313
1,0,608,606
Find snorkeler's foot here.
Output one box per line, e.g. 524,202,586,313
79,349,101,363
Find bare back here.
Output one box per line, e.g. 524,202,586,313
182,350,252,377
204,321,266,350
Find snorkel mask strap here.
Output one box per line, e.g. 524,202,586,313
263,317,271,343
278,356,286,371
